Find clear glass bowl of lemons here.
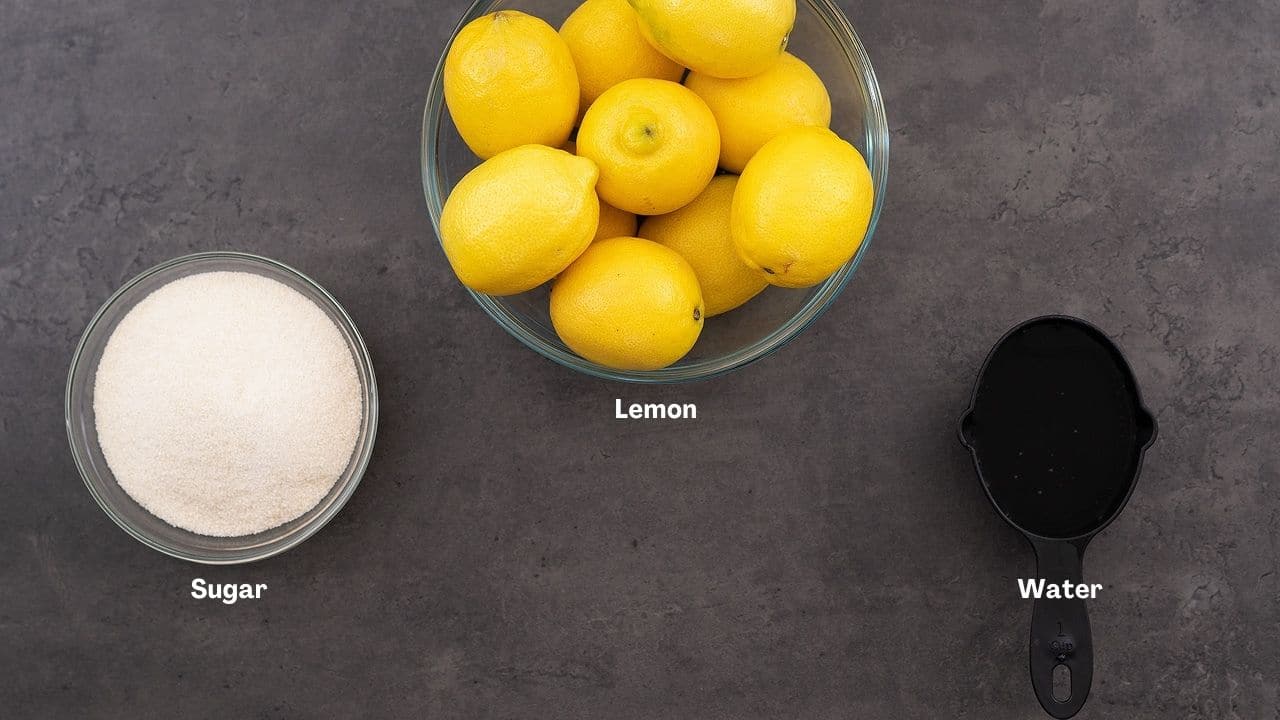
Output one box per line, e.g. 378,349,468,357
422,0,888,382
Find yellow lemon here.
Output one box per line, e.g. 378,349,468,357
560,0,685,120
731,127,874,288
564,140,640,240
628,0,795,79
444,11,579,159
640,176,766,316
551,237,704,370
441,145,600,295
595,199,638,241
578,78,719,215
685,52,831,173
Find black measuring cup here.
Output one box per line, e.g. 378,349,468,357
959,316,1156,718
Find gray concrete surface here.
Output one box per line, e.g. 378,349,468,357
2,0,1278,717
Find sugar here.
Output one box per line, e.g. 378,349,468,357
93,271,363,537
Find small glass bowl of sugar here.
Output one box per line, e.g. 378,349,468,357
66,252,379,564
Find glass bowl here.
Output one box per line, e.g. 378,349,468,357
421,0,889,383
65,252,379,564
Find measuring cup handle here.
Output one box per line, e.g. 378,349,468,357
1029,540,1094,719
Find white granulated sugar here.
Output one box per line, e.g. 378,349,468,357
93,271,362,537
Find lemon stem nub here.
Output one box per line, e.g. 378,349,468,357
620,112,664,156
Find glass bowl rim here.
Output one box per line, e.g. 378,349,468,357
421,0,890,383
64,250,381,565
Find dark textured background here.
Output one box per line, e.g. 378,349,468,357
2,0,1278,717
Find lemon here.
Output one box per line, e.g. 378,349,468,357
731,127,874,288
685,52,831,173
595,199,638,241
628,0,795,79
578,78,719,215
444,11,579,159
441,145,600,296
551,237,704,370
640,176,766,316
563,140,640,240
562,139,639,241
560,0,684,119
